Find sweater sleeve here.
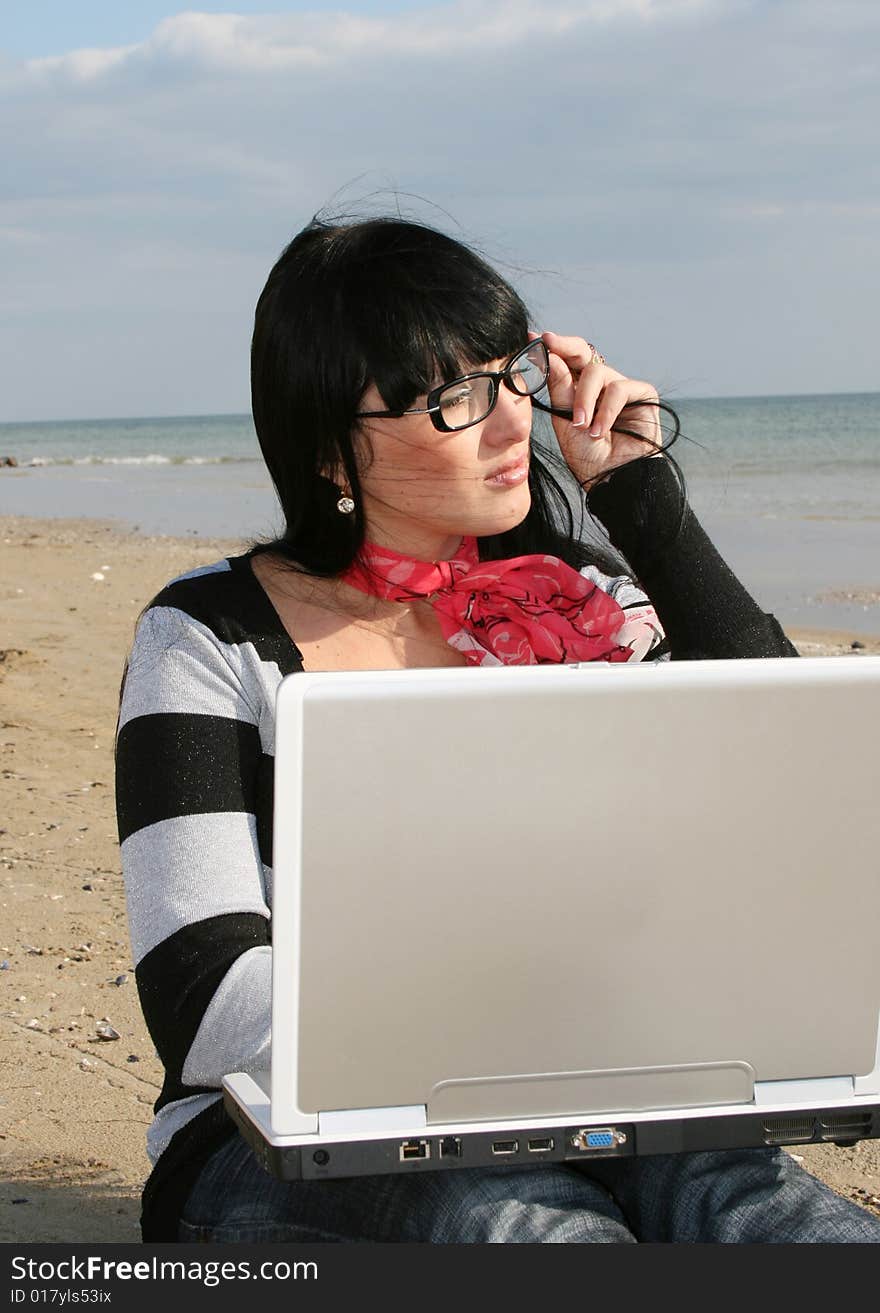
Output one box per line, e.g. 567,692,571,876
586,457,799,660
115,602,274,1122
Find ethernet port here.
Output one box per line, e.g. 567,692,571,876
399,1139,431,1162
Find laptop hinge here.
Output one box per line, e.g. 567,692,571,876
754,1077,854,1106
854,1017,880,1094
318,1105,427,1136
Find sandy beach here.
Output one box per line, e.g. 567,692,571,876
1,513,879,1243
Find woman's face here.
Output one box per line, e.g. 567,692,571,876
353,352,534,560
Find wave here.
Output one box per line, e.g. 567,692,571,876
19,454,259,467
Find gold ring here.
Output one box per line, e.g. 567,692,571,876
586,342,605,366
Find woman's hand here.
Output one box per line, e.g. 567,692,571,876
536,330,663,490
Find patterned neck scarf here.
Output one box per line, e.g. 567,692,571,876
340,536,658,666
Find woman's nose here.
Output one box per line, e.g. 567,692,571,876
481,384,531,444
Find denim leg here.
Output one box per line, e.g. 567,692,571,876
580,1148,880,1243
179,1135,636,1243
411,1162,635,1243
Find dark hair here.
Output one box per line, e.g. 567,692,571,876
250,216,669,576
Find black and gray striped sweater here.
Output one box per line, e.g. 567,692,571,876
115,460,797,1242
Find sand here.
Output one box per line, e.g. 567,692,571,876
1,514,879,1243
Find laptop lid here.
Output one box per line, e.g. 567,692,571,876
270,657,880,1135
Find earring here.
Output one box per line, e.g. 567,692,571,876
336,493,355,515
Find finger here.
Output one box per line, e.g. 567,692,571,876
593,381,661,445
541,329,624,383
541,331,628,430
588,380,631,441
541,330,603,373
622,396,663,451
611,387,663,449
545,350,576,412
572,368,609,434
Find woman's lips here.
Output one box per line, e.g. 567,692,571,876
485,456,530,487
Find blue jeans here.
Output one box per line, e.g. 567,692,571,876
179,1134,880,1243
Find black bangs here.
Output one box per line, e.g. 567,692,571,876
330,221,531,412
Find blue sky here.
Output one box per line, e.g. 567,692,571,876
2,1,879,420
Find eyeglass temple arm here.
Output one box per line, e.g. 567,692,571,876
358,404,440,417
531,395,678,452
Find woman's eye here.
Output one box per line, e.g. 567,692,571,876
443,386,474,408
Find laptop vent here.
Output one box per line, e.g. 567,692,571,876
761,1117,815,1145
817,1113,873,1143
762,1112,874,1146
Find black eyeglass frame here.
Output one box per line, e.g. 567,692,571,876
357,339,551,433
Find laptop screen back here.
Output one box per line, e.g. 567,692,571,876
272,658,880,1124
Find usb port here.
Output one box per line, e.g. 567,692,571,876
491,1139,519,1155
399,1139,431,1162
528,1137,554,1152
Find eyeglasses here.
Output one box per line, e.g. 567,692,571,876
357,339,550,433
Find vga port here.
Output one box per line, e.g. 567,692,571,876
570,1127,627,1152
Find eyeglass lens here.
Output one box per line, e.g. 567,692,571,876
437,341,549,429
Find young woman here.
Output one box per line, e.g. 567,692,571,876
115,217,879,1242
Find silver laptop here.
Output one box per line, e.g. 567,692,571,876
224,657,880,1180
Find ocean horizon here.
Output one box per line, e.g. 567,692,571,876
2,391,878,635
3,387,879,449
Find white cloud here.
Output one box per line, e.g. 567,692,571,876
18,1,727,83
26,43,138,82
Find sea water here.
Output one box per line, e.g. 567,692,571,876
1,394,878,633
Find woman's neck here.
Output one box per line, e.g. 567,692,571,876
359,516,464,564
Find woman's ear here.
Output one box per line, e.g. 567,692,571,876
320,464,349,496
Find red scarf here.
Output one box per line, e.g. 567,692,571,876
341,536,659,666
